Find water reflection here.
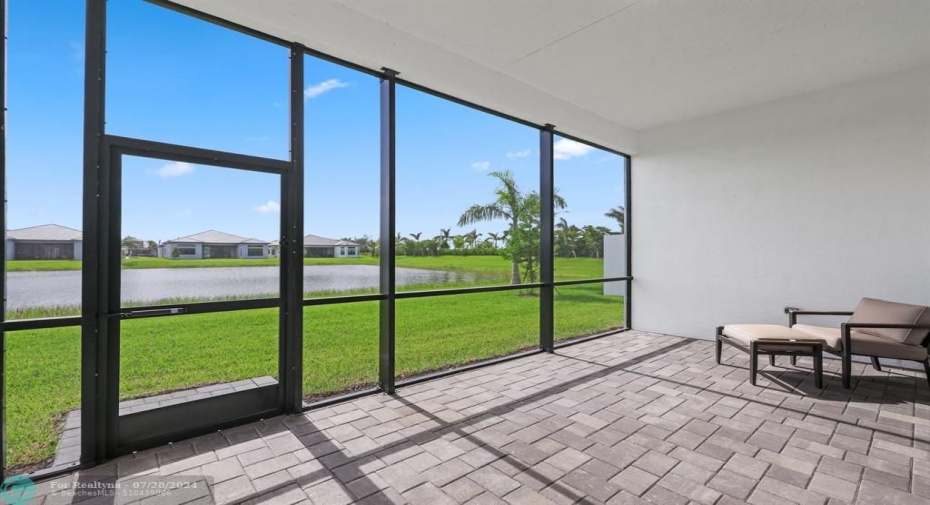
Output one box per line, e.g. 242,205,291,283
6,265,478,309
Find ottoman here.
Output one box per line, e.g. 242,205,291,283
716,324,825,387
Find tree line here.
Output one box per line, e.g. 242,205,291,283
343,170,625,285
119,170,625,284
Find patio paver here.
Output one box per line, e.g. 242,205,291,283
31,331,929,504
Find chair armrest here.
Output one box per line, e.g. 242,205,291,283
844,323,930,330
784,307,854,326
841,323,930,350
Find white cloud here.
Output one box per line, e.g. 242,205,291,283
471,161,491,171
553,139,594,160
253,200,281,214
506,149,531,159
150,162,194,178
304,79,350,99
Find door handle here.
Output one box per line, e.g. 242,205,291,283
118,307,188,319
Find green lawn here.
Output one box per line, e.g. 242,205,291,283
4,256,624,472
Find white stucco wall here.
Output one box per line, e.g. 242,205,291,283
162,243,202,259
238,244,269,259
2,240,83,260
335,245,359,258
603,233,626,296
632,67,930,340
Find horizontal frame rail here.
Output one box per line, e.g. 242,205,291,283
394,348,544,389
303,294,385,306
0,277,632,333
303,387,381,411
1,316,82,332
555,131,630,159
395,282,544,300
553,328,631,350
106,135,292,174
111,297,279,316
552,276,631,287
395,79,540,131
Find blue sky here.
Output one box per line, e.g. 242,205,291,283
6,0,626,244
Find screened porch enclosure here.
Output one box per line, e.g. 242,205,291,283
0,0,630,478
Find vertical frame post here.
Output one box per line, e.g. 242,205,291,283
0,0,7,478
104,148,120,457
379,68,398,394
624,156,632,328
281,43,305,413
539,125,555,352
81,0,107,466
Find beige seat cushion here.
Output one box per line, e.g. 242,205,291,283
849,298,930,345
792,324,928,360
722,324,818,346
791,324,844,351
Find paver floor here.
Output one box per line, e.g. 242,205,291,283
31,331,930,504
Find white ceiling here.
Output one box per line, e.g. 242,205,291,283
170,0,930,154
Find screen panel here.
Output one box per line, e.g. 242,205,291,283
106,0,288,159
120,156,280,307
396,85,540,292
553,137,627,282
554,281,626,343
118,308,279,405
303,55,380,299
396,291,539,380
4,0,85,320
4,327,81,474
303,301,379,402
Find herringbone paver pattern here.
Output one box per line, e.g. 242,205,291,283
33,331,930,504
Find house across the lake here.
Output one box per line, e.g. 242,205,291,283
304,234,360,258
5,224,83,260
158,230,270,259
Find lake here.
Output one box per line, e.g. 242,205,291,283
5,265,478,309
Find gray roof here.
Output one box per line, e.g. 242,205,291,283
303,234,359,247
163,230,269,245
7,224,82,242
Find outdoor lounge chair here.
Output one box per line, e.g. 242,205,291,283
786,298,930,389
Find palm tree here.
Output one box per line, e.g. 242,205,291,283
556,217,581,258
464,229,481,249
604,206,625,233
458,170,566,284
581,225,611,258
434,228,452,250
487,232,502,248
